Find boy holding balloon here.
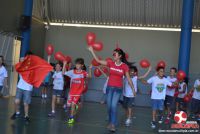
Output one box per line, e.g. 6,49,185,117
175,77,188,112
141,67,172,129
123,64,152,127
164,67,178,124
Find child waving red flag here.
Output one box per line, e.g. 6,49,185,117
15,55,53,88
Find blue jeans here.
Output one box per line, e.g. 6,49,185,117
106,86,122,126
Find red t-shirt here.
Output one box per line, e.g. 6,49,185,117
65,70,88,96
107,61,129,88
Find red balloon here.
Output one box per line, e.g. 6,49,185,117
140,59,150,68
183,95,191,103
46,44,54,55
157,60,166,68
102,67,109,74
174,91,179,97
54,52,66,62
188,90,194,98
65,64,69,70
65,56,72,63
177,70,186,81
94,68,102,77
91,57,101,66
86,32,96,45
92,42,103,51
125,53,129,60
106,57,113,63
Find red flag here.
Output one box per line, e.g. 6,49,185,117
15,55,53,88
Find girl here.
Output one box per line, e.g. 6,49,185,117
48,62,64,117
88,46,136,132
175,78,188,112
164,67,177,124
123,65,151,127
63,58,92,124
141,67,172,129
0,56,8,96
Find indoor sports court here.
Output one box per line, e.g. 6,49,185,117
0,0,200,134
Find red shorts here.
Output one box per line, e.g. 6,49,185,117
67,95,81,105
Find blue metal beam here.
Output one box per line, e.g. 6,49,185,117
20,0,33,57
178,0,194,76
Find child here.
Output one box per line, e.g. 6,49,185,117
164,67,178,124
190,79,200,119
10,55,33,123
175,78,187,112
142,67,172,129
48,62,64,117
97,66,109,104
123,65,151,126
63,58,91,124
41,72,51,99
0,56,8,96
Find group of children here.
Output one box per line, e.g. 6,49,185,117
0,46,200,132
97,60,200,129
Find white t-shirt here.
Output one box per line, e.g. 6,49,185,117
177,82,187,98
103,78,109,94
192,79,200,100
52,71,64,90
123,76,137,97
147,76,172,100
166,76,177,97
17,75,33,91
0,66,8,86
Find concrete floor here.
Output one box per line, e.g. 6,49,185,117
0,97,199,134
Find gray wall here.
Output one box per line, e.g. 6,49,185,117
45,26,200,73
0,0,24,32
30,20,46,57
45,26,200,106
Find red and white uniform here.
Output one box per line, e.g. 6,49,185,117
65,70,88,104
107,61,129,88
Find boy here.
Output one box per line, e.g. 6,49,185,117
142,67,172,129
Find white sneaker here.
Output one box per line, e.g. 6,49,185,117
44,94,47,98
42,94,44,98
63,104,67,109
125,118,132,126
151,121,156,129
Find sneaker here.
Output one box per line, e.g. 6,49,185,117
41,94,44,98
75,105,79,111
68,118,75,124
48,112,55,117
10,112,20,120
63,104,67,109
44,94,47,98
158,116,163,124
125,118,132,127
24,116,30,123
191,114,196,119
164,118,170,124
109,125,116,132
151,121,156,129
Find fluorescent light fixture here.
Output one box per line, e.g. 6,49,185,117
44,22,200,32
